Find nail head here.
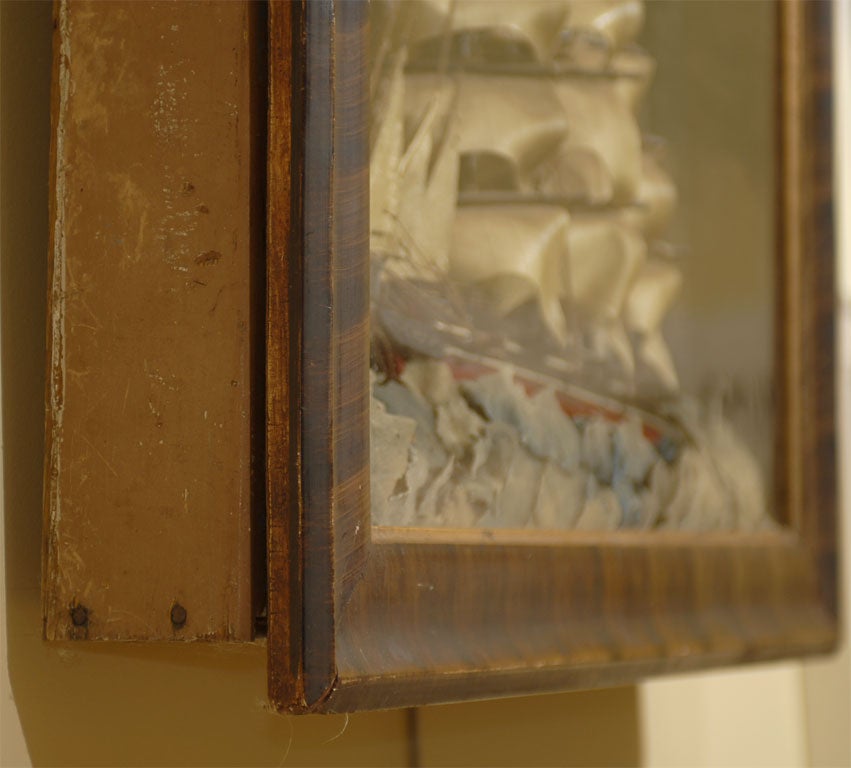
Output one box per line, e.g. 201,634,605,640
71,604,88,627
170,603,187,628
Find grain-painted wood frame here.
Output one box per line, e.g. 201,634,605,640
267,0,837,713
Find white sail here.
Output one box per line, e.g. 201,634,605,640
370,53,406,254
404,0,571,63
545,79,643,202
396,83,459,277
408,73,568,191
563,0,645,51
566,217,646,318
449,205,570,344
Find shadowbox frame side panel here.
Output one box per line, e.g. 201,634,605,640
776,0,838,619
266,0,371,712
787,0,838,621
267,0,306,710
300,0,371,709
267,0,838,713
327,0,836,710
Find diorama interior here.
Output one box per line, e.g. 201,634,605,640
367,0,777,534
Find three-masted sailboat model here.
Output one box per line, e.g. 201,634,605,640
368,0,772,532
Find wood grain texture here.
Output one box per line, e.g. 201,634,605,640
267,0,837,712
779,0,838,621
267,0,371,710
267,0,305,707
43,1,264,642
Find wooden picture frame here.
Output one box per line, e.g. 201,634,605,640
266,0,837,713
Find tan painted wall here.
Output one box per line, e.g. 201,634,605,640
1,3,639,766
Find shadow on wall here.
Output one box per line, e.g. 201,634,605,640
0,3,639,766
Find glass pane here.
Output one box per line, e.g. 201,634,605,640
368,0,777,533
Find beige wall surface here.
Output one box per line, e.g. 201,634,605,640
1,3,640,767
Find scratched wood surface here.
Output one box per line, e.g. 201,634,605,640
42,1,265,641
267,0,371,709
267,0,837,712
267,0,303,703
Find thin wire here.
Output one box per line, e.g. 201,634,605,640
323,713,350,744
275,714,294,768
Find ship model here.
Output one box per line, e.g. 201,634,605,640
368,0,772,532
